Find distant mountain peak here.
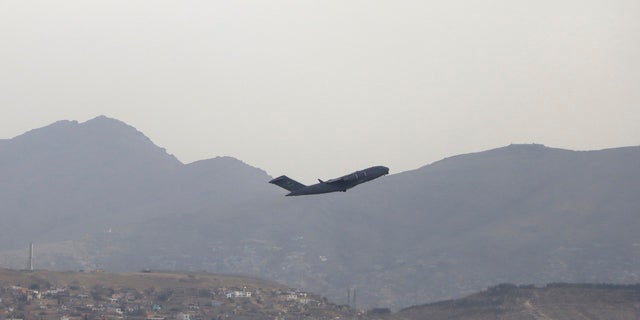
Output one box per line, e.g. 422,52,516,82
83,115,131,127
51,119,80,126
14,116,140,141
504,143,547,149
80,115,147,138
186,156,272,180
88,114,112,121
5,116,182,167
17,119,78,139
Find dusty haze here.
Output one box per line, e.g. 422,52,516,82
1,0,639,181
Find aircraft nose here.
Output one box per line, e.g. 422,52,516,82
380,166,389,174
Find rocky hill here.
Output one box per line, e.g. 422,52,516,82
0,116,275,248
0,268,356,320
2,269,638,320
392,283,640,320
1,116,639,310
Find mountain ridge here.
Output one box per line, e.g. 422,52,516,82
1,117,639,309
0,116,269,248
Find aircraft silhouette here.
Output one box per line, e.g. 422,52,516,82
269,166,389,196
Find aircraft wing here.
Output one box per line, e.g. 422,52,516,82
324,178,343,184
324,175,355,185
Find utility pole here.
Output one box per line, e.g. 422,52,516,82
346,287,357,310
28,242,34,271
352,287,356,310
347,288,351,307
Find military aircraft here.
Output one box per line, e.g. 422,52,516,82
269,166,389,196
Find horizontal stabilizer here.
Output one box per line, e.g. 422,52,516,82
269,175,306,192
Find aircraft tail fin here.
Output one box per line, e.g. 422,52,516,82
269,175,306,192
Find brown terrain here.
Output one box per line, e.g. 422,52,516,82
0,268,359,320
2,268,640,320
391,283,640,320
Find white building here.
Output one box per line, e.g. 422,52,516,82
175,313,190,320
225,291,252,298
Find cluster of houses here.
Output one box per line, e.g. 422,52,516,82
0,283,327,320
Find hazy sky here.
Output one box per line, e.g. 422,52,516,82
2,1,639,182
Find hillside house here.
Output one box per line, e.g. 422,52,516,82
225,291,252,298
175,313,190,320
283,292,312,304
145,312,165,320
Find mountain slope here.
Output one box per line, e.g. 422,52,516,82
394,283,640,320
98,144,640,309
1,117,639,310
0,268,358,320
0,116,272,248
344,144,640,306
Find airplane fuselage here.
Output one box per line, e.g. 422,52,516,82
269,166,389,196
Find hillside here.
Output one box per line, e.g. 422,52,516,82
0,116,275,249
2,269,638,320
0,268,356,320
1,117,639,309
393,283,640,320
